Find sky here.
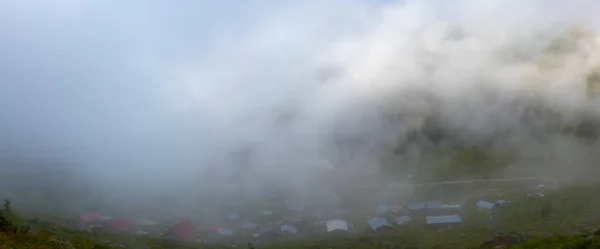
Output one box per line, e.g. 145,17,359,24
1,0,600,210
0,0,395,191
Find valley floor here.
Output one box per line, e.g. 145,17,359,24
3,184,600,248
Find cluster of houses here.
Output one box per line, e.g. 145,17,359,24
74,195,516,243
73,184,547,243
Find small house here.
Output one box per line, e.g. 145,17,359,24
79,212,101,224
425,201,446,215
100,216,114,223
476,200,496,213
443,204,461,210
425,215,463,229
394,216,413,226
426,201,444,209
389,205,403,213
442,204,461,214
326,219,349,232
367,217,393,232
280,224,298,234
163,219,197,242
495,200,508,206
408,202,426,213
111,217,134,233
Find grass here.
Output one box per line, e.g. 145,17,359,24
255,185,600,248
2,185,600,248
509,234,600,249
0,203,204,249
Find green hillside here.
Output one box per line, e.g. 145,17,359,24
3,184,600,248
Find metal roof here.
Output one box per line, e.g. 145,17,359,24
425,201,444,209
495,200,508,205
409,202,426,210
326,219,349,232
217,228,234,236
443,204,461,209
476,200,495,210
394,216,413,225
376,205,389,214
367,217,392,231
425,215,463,224
389,205,403,212
281,224,298,234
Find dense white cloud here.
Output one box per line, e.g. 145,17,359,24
1,0,600,211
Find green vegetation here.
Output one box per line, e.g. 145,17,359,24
257,186,600,248
510,234,600,249
2,184,600,248
2,111,600,248
0,203,203,249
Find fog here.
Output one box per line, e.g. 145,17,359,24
1,0,600,218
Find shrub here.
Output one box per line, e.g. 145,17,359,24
3,199,11,212
0,211,13,232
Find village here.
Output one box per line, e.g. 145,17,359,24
68,180,551,246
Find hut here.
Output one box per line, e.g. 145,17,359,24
476,200,496,213
425,215,463,229
281,224,298,235
394,216,413,226
367,217,393,232
163,219,197,242
326,219,349,233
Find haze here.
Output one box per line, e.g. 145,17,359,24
1,0,600,218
